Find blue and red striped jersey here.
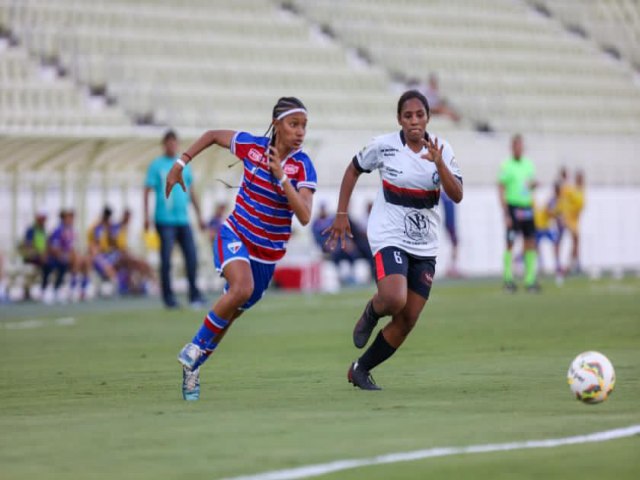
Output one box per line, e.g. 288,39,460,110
227,131,317,262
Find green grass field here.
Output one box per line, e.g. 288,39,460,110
1,277,639,480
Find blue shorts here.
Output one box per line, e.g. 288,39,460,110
536,229,559,245
213,224,275,310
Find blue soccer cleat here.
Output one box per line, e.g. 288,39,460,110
182,366,200,401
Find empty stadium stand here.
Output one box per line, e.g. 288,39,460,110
0,40,130,132
292,0,640,134
1,0,638,134
2,0,455,133
533,0,640,69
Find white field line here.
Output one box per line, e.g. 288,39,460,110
223,424,640,480
2,317,76,330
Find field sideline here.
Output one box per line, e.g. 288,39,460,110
1,277,639,479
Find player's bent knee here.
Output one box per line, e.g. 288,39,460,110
227,283,254,305
378,294,406,316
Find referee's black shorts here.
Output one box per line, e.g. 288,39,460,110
507,205,536,241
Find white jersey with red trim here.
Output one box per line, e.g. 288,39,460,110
353,131,462,257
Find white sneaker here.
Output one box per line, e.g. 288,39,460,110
55,289,68,304
70,287,82,303
42,287,55,305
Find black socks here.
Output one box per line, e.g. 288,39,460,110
358,330,396,371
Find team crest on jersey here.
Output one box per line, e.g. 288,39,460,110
404,211,430,241
227,241,242,254
284,164,299,175
248,148,263,163
432,171,440,185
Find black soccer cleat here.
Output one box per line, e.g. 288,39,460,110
348,361,382,391
353,300,379,349
503,281,517,293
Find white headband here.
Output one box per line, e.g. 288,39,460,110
275,108,307,121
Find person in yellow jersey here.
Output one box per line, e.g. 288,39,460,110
114,209,130,252
498,134,540,293
534,181,562,281
559,170,585,274
112,209,156,293
88,206,120,284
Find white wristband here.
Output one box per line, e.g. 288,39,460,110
277,174,289,187
175,158,186,168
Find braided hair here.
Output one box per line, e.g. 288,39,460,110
264,96,307,146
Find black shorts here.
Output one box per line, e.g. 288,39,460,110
373,246,436,299
507,205,536,241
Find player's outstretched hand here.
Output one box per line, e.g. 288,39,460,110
322,215,353,251
165,164,186,198
421,137,444,165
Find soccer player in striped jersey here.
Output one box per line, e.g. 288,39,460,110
165,97,317,400
324,90,463,390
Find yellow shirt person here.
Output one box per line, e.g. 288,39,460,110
558,184,584,234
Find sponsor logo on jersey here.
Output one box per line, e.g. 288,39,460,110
228,241,242,254
248,148,263,163
404,210,430,241
284,164,299,175
383,166,403,178
381,147,399,157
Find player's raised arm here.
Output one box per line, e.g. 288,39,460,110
165,130,236,198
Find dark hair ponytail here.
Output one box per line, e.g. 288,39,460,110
397,90,430,116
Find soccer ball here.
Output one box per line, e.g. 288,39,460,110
567,351,615,404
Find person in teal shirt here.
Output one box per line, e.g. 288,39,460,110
498,134,540,293
144,130,205,308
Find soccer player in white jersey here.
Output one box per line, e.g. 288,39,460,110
324,90,463,390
